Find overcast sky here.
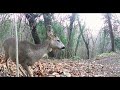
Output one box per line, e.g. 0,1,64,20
12,13,120,38
54,13,104,38
79,13,104,37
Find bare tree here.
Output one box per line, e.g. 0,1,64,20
75,17,82,56
43,13,55,58
77,19,90,59
106,13,115,52
66,13,76,58
24,13,42,44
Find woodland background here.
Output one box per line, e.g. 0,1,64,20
0,13,120,77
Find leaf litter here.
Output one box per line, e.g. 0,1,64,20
0,54,119,77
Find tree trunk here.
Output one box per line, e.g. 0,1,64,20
75,23,82,56
85,42,89,59
66,13,76,58
43,13,52,29
106,13,115,52
75,30,82,56
82,33,89,59
25,13,40,44
43,13,55,58
77,18,89,59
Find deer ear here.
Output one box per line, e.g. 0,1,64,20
46,25,55,39
54,34,57,37
47,30,54,38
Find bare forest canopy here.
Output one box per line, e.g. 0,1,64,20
0,13,120,59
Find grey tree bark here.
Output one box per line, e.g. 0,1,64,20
106,13,115,52
66,13,76,58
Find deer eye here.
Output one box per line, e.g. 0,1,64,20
57,40,60,42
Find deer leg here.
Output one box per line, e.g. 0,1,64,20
6,59,9,70
6,59,11,72
3,51,9,64
21,64,33,77
4,52,12,72
28,66,33,77
19,66,27,77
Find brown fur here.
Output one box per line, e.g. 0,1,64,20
3,36,65,77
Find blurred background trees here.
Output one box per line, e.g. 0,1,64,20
0,13,120,59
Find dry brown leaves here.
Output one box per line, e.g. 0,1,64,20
0,54,115,77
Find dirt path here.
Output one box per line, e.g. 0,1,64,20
92,56,120,77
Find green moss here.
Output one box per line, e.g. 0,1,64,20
95,52,117,60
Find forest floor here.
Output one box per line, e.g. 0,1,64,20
0,52,120,77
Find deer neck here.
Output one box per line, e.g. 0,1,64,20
36,39,52,53
28,40,52,61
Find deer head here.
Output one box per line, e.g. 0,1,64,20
47,27,65,50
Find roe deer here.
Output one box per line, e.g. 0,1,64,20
3,33,65,77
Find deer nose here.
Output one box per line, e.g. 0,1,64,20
61,46,65,49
